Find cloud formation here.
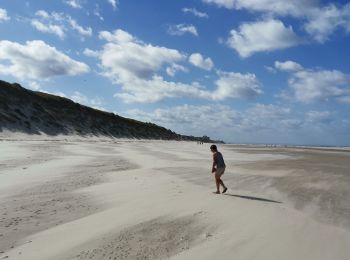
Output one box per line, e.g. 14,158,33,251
0,8,10,22
274,60,303,72
275,61,350,103
189,53,214,71
31,10,92,39
107,0,118,10
64,0,82,9
166,64,188,77
167,24,198,36
182,7,209,18
304,3,350,43
88,29,262,103
211,72,263,100
204,0,350,44
0,40,89,80
227,19,300,57
124,103,345,145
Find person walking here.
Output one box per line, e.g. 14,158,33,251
210,144,227,194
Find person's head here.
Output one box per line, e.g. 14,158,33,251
210,144,217,153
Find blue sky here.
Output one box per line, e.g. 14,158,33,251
0,0,350,145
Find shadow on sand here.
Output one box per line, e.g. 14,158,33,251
224,194,282,204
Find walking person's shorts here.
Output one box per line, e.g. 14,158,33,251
215,166,226,178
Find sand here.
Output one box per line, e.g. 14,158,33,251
0,139,350,260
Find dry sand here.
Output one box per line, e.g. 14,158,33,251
0,139,349,260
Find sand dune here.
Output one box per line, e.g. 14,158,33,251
0,139,349,259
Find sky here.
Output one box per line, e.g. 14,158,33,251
0,0,350,145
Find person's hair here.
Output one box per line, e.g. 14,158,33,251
210,144,217,151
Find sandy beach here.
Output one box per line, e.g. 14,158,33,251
1,139,350,260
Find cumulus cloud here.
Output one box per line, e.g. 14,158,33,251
166,64,188,77
189,53,214,71
203,0,350,44
202,0,235,9
168,24,198,36
124,103,303,140
0,8,10,22
304,3,350,43
98,29,185,81
64,0,82,9
290,70,350,103
107,0,118,10
182,7,209,18
31,10,92,39
68,17,92,37
124,104,242,135
31,19,65,39
274,60,303,72
203,0,316,17
276,61,350,103
83,48,100,57
88,29,262,103
211,71,262,100
124,103,347,145
227,19,300,57
0,40,89,80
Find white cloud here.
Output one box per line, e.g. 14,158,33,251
107,0,118,10
0,40,89,80
227,19,300,57
31,19,65,39
189,53,214,71
124,103,301,140
89,29,263,103
68,17,92,37
35,10,49,19
276,61,350,103
166,64,188,77
211,71,262,100
125,103,348,145
182,7,209,18
83,48,100,57
98,29,185,81
31,10,92,39
202,0,235,9
0,8,10,22
203,0,350,43
304,3,350,43
64,0,82,9
126,102,347,145
124,104,242,135
290,69,350,103
168,24,198,36
202,0,316,17
113,77,207,103
274,60,303,72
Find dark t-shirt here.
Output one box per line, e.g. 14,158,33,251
214,152,225,168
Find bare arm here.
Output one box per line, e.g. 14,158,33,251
212,153,217,173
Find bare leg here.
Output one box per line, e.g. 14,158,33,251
214,176,220,193
219,179,228,193
219,179,226,189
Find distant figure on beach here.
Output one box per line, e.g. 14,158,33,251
210,144,227,194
